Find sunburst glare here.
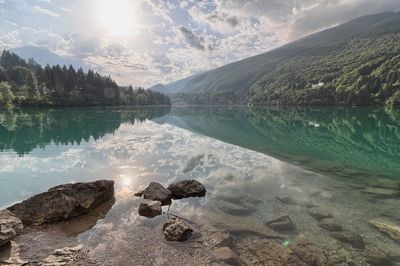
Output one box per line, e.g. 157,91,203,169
99,0,136,37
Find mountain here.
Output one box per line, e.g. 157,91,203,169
10,46,89,71
149,71,206,94
172,12,400,107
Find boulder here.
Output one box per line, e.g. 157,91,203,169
330,231,365,249
365,245,394,266
143,182,171,206
134,190,144,197
318,218,342,232
369,218,400,243
167,180,206,199
163,217,193,241
138,199,162,218
211,231,233,247
0,210,23,247
7,180,114,225
308,207,332,220
216,201,254,216
213,247,242,266
266,215,295,232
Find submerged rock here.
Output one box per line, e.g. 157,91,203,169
276,196,314,208
0,209,23,247
362,187,399,199
308,207,333,220
143,182,172,206
369,218,400,243
167,180,206,199
7,180,114,225
138,199,162,218
266,215,295,232
330,231,365,249
163,217,193,241
211,231,233,247
216,201,254,216
213,247,242,266
318,218,342,232
134,190,144,197
365,245,395,266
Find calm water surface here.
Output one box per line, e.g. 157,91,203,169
0,106,399,265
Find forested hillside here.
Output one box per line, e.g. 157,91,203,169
169,12,400,107
0,50,170,108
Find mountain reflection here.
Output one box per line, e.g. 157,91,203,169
167,106,400,179
0,106,171,156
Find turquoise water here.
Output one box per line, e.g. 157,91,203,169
0,106,399,265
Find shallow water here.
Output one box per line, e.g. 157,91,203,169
0,106,399,265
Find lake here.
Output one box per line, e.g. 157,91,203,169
0,106,399,265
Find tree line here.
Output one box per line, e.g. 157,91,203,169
0,50,170,108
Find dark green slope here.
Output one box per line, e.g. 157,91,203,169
177,12,400,106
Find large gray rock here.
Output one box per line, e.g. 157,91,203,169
330,231,365,249
167,180,206,199
308,207,332,220
138,199,162,218
7,180,114,225
0,210,23,247
143,182,171,206
369,218,400,243
266,215,296,232
163,217,193,241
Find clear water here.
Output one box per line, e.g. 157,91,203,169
0,106,399,265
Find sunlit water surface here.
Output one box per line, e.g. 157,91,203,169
0,106,399,265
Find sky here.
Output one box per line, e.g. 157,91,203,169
1,0,400,87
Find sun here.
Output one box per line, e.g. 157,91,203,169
99,0,135,37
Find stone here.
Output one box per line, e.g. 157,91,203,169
43,245,82,265
163,218,193,241
0,210,23,247
330,231,365,249
318,218,342,232
143,182,171,206
266,215,295,231
167,180,206,199
369,218,400,243
276,196,314,208
138,199,162,218
7,180,114,225
237,237,327,266
134,190,144,197
362,187,399,199
308,207,332,220
211,231,233,247
216,201,253,216
213,247,242,266
365,245,394,266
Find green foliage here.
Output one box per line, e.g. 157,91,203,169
0,82,14,109
0,50,171,107
386,91,400,108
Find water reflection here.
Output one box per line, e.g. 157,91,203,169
0,106,171,156
167,106,400,179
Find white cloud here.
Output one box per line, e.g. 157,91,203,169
33,5,59,17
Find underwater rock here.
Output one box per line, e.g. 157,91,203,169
143,182,172,206
365,245,395,266
308,207,333,220
369,218,400,243
362,187,399,199
330,231,365,249
167,180,206,199
163,217,193,241
318,218,342,232
0,209,23,247
276,196,314,208
43,245,82,265
213,247,242,266
237,237,327,266
266,215,296,232
138,199,162,218
211,231,233,247
7,180,114,225
216,201,254,216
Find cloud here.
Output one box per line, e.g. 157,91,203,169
179,26,206,51
33,5,59,17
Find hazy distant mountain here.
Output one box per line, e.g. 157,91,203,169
172,12,400,106
149,71,206,94
10,46,88,70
